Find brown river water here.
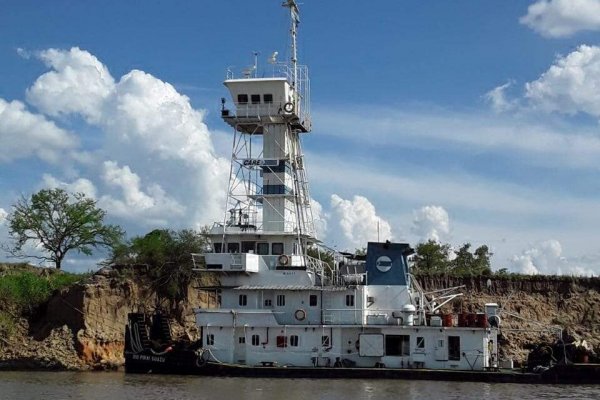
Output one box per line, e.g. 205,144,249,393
0,371,598,400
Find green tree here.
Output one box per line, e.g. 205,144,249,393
473,244,493,275
451,243,493,276
412,240,452,273
451,243,475,274
109,229,211,303
6,189,123,270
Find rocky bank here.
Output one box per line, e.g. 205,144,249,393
0,268,598,370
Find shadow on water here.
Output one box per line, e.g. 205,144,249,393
0,372,598,400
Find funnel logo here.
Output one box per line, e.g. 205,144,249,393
376,256,392,273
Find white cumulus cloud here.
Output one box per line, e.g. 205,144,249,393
411,205,450,242
99,161,185,225
26,47,114,123
510,239,595,275
0,98,78,163
23,47,229,229
329,194,392,251
520,0,600,38
525,45,600,118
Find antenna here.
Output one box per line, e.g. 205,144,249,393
268,51,279,64
283,0,300,88
253,51,259,78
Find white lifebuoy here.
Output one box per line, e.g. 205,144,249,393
278,254,289,266
294,309,306,321
283,102,294,113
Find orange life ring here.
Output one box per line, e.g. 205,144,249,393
278,254,289,266
294,309,306,321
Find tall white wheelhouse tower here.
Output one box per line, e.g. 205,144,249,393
199,0,328,283
221,0,312,238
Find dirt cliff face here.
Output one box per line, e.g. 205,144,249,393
0,267,213,370
415,275,600,363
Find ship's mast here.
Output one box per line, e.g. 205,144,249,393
284,0,300,89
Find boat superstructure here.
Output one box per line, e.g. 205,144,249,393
191,0,499,372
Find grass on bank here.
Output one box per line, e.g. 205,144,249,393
0,270,90,314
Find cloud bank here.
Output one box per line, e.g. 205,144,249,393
16,47,229,230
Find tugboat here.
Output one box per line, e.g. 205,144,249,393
124,1,600,383
189,0,500,377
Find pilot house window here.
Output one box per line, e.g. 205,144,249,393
237,94,248,104
272,243,284,255
264,94,273,103
227,242,239,253
257,242,269,255
251,94,261,104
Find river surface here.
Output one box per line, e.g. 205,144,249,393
0,371,598,400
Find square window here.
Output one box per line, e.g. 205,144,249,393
239,294,247,306
213,243,222,253
264,94,273,103
237,94,248,104
264,299,272,307
251,94,260,104
227,242,240,253
277,336,288,348
272,243,284,255
257,242,269,255
385,335,410,356
309,294,318,307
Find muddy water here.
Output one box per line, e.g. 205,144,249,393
0,371,597,400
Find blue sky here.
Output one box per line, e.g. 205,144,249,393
2,0,600,275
